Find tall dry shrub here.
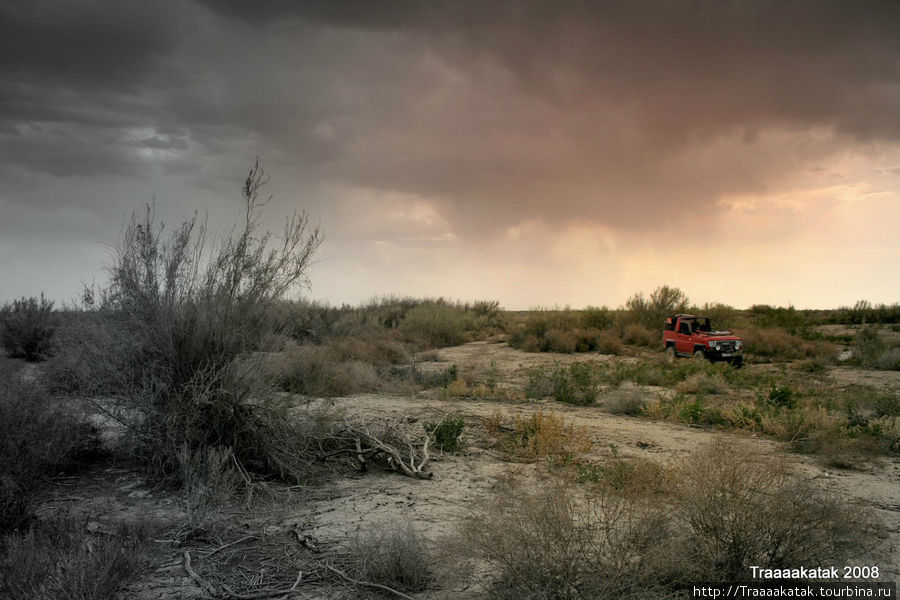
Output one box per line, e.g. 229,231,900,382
89,161,323,482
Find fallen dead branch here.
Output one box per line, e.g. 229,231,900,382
323,563,417,600
343,419,434,479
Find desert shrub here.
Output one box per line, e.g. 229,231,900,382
669,441,871,582
524,365,553,398
0,370,103,532
398,302,471,347
178,445,243,530
554,362,600,405
45,310,138,395
0,516,156,600
676,372,728,395
544,329,577,353
740,327,835,362
487,410,592,462
275,343,378,397
581,305,614,329
596,331,623,355
595,456,669,495
461,443,874,597
625,285,688,331
81,162,323,483
460,482,672,600
642,392,725,426
851,326,900,370
425,415,465,452
0,294,57,361
622,323,656,347
600,386,647,415
833,300,900,325
348,521,431,592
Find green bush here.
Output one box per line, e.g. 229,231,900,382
425,415,465,452
549,362,600,405
0,294,57,361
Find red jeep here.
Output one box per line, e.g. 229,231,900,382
663,314,743,367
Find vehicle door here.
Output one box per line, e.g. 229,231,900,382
675,319,693,354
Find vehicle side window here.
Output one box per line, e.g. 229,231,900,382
679,322,691,335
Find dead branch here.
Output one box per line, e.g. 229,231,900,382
323,563,416,600
202,535,259,559
221,570,303,600
347,420,434,479
183,551,219,597
294,524,318,552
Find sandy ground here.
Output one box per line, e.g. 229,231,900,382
30,342,900,597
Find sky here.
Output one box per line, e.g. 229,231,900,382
1,0,899,310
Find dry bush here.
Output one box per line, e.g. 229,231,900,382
596,331,624,355
398,302,472,347
740,327,836,362
460,481,673,600
545,329,577,353
0,294,58,361
600,386,647,415
441,377,525,402
459,442,876,598
348,521,431,592
852,326,900,370
0,516,157,600
489,411,592,462
668,441,873,582
178,445,243,531
274,342,378,397
0,369,103,532
78,162,323,483
622,324,656,347
675,372,729,395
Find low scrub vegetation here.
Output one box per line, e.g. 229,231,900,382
484,410,592,463
0,294,58,361
348,521,431,593
0,367,102,532
0,516,158,600
851,326,900,370
461,441,875,599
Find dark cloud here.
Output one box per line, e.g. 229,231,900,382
1,0,898,245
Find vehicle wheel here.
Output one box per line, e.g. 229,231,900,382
693,349,706,361
730,356,744,369
665,345,676,363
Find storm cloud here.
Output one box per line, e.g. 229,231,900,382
1,0,898,306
